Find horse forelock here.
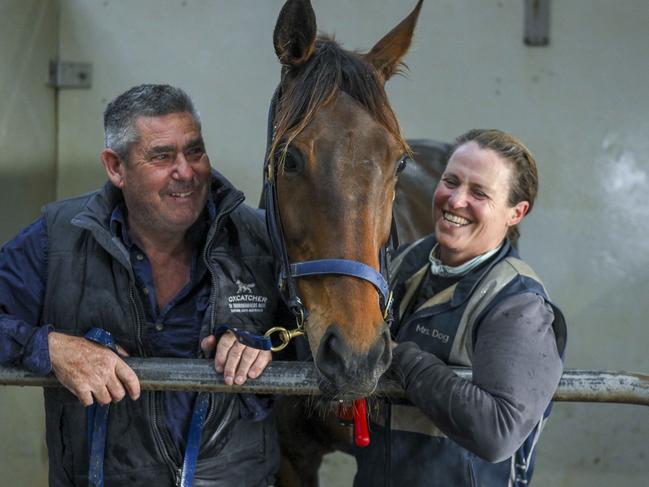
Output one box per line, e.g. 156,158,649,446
271,37,410,173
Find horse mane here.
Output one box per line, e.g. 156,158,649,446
271,37,410,170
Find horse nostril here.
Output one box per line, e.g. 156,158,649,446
378,323,393,367
315,323,393,391
365,323,392,372
315,325,347,380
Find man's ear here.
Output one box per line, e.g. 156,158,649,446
508,200,529,227
101,149,126,188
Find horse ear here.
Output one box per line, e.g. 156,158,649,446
365,0,423,82
273,0,317,68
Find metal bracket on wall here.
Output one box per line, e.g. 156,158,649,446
524,0,550,46
48,60,92,89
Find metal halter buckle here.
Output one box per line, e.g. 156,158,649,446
382,290,394,321
264,324,305,352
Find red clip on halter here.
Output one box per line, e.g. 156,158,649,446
353,399,370,447
338,398,371,447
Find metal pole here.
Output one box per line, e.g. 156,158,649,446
1,359,648,406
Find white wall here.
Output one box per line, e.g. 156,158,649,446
56,0,285,200
1,1,648,485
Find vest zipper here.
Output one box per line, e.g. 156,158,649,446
201,196,243,427
129,285,181,480
203,194,243,336
150,391,182,480
128,285,146,355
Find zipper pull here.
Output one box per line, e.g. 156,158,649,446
175,467,183,487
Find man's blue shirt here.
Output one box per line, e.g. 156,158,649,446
0,217,51,374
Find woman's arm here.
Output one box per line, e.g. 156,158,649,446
392,292,563,462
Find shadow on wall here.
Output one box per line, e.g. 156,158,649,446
0,169,56,243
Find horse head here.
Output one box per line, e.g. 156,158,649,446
266,0,423,397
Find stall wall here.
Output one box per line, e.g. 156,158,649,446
1,1,648,486
0,0,59,484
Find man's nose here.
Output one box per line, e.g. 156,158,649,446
173,153,193,180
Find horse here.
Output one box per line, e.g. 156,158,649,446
260,0,444,484
270,138,450,487
263,0,425,399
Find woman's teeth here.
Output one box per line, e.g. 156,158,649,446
443,211,469,227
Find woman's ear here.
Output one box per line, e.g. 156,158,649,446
508,200,529,227
101,149,126,189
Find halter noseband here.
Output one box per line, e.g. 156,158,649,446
262,82,398,350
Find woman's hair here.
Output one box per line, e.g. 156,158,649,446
452,129,539,242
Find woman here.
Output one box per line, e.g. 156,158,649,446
354,129,566,486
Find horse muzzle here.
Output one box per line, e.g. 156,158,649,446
314,321,392,398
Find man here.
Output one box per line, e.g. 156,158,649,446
0,84,283,486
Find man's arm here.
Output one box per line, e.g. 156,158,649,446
0,217,52,374
392,293,563,463
0,217,140,405
48,332,140,406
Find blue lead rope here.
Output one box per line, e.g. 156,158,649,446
179,392,210,486
84,326,271,487
84,328,119,487
213,325,273,351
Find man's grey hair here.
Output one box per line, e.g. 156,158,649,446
103,84,202,161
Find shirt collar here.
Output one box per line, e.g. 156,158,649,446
109,192,218,250
429,242,504,278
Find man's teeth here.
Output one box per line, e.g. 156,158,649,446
443,211,470,227
171,192,192,198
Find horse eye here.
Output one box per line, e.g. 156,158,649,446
396,156,408,174
284,154,298,172
282,146,304,174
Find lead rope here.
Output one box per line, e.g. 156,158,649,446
84,328,118,487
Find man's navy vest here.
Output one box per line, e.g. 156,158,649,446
41,175,282,486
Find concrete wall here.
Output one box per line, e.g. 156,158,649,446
0,0,59,484
1,1,648,485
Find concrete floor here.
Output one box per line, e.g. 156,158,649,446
319,452,356,486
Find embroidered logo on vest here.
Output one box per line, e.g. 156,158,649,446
236,280,255,294
227,280,268,313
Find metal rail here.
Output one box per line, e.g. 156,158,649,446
1,359,648,406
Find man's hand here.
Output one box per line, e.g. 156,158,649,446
201,331,271,386
48,331,141,407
